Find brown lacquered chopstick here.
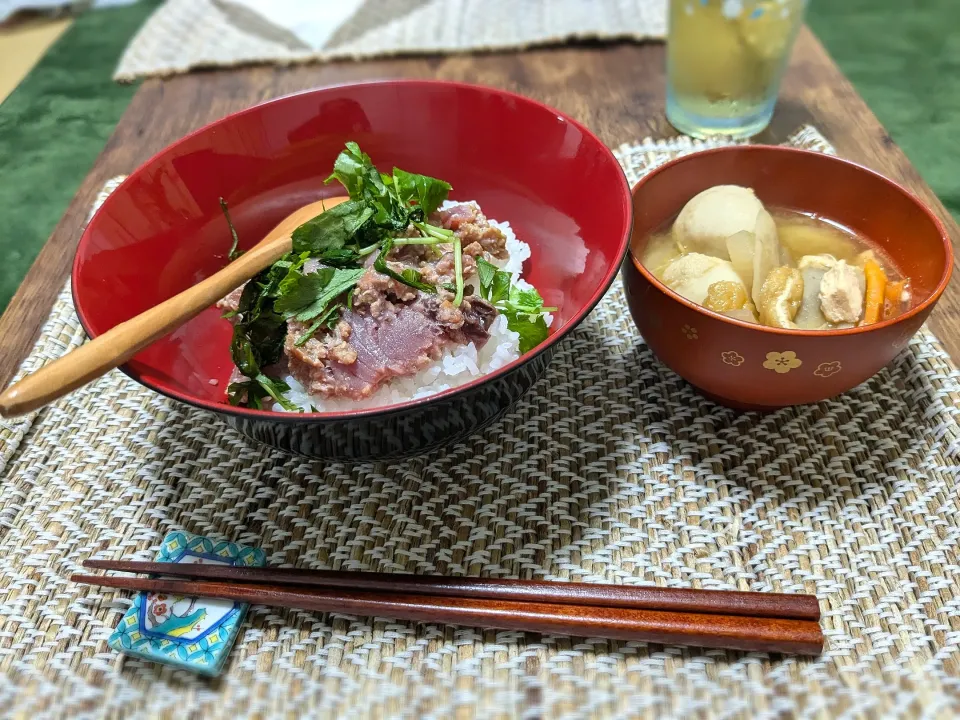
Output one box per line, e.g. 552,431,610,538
82,560,820,621
72,573,823,655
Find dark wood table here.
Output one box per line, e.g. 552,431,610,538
1,28,957,387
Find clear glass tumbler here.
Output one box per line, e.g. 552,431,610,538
666,0,808,138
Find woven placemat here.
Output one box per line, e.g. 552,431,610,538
2,126,960,718
113,0,667,81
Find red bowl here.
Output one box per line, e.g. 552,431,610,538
622,145,953,409
73,80,632,459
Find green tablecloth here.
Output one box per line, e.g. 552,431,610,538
0,0,956,313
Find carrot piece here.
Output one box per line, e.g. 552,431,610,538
883,280,906,320
862,259,887,325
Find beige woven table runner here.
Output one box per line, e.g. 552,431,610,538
113,0,667,81
2,127,960,718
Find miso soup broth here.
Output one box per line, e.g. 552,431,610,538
634,185,912,330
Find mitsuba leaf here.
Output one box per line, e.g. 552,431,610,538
374,239,436,293
292,267,364,321
490,271,511,305
291,200,374,255
226,382,246,406
505,313,549,354
476,257,497,296
475,257,511,304
227,374,295,411
327,143,406,227
255,373,298,411
475,256,554,352
326,141,372,197
505,286,544,313
317,247,362,267
275,268,335,314
294,304,342,347
393,167,451,217
230,329,259,377
244,313,287,368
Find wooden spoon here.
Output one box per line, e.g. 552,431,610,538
0,196,349,418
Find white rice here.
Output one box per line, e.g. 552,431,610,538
277,201,548,412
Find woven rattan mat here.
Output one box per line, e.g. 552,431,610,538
2,126,960,718
113,0,666,81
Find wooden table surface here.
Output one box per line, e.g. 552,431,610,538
1,27,957,388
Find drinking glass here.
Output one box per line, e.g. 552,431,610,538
666,0,808,138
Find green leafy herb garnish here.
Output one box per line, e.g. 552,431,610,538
291,199,373,259
506,313,550,354
476,257,556,353
226,257,363,405
275,266,365,322
227,375,297,411
295,303,342,347
393,167,452,217
224,142,552,410
374,239,436,294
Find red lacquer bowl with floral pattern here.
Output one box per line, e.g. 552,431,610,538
622,146,953,409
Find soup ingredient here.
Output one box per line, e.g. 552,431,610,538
674,185,767,259
637,191,912,333
794,255,835,329
661,253,746,305
854,249,878,268
819,260,866,325
703,280,749,313
725,230,755,289
643,232,682,279
757,266,803,328
751,207,783,306
722,308,759,323
883,280,906,320
862,259,888,325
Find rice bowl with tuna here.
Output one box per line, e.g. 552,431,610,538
217,144,556,414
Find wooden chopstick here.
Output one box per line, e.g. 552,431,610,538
82,560,820,621
72,573,823,655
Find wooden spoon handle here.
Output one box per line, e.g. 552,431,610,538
0,237,291,418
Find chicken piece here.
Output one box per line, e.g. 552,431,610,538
661,253,747,305
794,255,837,329
757,266,804,328
702,280,749,313
819,260,866,325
